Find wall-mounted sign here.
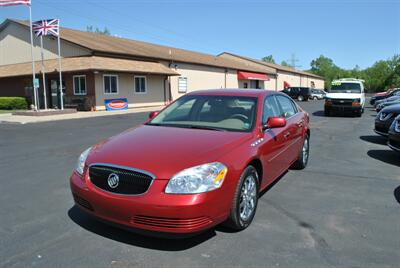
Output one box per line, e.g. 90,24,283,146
34,78,40,89
105,98,128,111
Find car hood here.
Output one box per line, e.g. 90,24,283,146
325,93,362,99
86,125,253,179
374,92,388,97
381,104,400,113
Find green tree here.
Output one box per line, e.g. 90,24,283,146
86,26,111,36
280,60,291,67
261,55,275,64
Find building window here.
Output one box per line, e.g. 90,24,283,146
103,74,118,94
73,75,86,95
134,76,147,94
178,77,188,93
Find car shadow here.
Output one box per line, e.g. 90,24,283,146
394,186,400,204
367,150,400,167
360,135,388,145
68,206,216,251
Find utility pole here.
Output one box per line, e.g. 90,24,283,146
287,53,301,69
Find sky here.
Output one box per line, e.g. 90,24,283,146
1,0,399,70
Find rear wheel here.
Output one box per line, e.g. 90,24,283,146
297,95,304,101
292,134,310,170
224,166,259,230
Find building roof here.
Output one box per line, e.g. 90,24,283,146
0,56,180,78
3,19,274,75
218,52,324,79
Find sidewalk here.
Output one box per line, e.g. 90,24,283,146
0,106,164,124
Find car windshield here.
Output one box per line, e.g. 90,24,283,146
147,95,257,132
330,82,361,93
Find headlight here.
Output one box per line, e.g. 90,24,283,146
75,147,91,175
379,112,392,121
165,162,228,194
353,98,361,103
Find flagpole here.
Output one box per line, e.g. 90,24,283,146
40,35,47,110
28,4,38,111
57,19,63,110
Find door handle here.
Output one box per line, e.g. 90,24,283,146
284,132,290,139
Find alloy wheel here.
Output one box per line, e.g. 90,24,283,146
302,137,310,165
239,174,257,221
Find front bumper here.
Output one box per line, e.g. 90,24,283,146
325,104,362,114
388,130,400,152
70,171,231,235
374,118,395,137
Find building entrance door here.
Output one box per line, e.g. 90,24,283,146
49,79,65,109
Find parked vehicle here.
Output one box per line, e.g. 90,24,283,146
370,88,400,105
282,87,311,102
310,89,326,100
70,89,310,236
388,115,400,153
324,78,365,117
375,104,400,136
376,98,400,112
374,93,400,108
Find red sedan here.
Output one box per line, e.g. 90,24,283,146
70,89,310,236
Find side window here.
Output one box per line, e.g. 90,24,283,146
276,95,297,118
262,96,281,124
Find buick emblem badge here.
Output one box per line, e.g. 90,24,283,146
107,173,119,189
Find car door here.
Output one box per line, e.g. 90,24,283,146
275,95,303,164
258,95,291,188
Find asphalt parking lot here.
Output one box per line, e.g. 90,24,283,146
0,100,399,268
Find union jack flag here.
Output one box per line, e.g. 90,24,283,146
32,19,59,37
0,0,30,6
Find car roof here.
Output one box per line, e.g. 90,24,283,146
186,89,278,97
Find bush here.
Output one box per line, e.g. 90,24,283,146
0,97,28,110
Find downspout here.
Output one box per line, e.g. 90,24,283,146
224,68,228,88
163,75,167,105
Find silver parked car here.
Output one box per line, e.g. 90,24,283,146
310,89,327,100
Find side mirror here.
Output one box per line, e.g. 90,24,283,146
264,117,286,130
148,111,159,119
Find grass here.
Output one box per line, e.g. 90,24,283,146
0,110,24,114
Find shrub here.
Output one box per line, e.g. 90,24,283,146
0,97,28,110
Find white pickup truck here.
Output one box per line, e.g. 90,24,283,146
324,78,366,117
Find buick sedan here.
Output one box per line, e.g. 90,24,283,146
70,89,310,236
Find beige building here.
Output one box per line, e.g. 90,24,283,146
0,19,275,111
218,52,325,90
0,19,323,111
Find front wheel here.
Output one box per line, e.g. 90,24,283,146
297,95,304,101
292,134,310,170
224,166,259,230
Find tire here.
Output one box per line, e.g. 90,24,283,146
291,134,310,170
313,96,318,100
224,166,259,230
324,109,330,116
297,95,304,102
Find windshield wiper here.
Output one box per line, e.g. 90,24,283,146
183,125,226,131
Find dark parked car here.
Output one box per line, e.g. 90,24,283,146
375,104,400,136
388,115,400,153
370,88,400,105
282,87,311,102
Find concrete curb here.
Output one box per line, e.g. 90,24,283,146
0,106,164,125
